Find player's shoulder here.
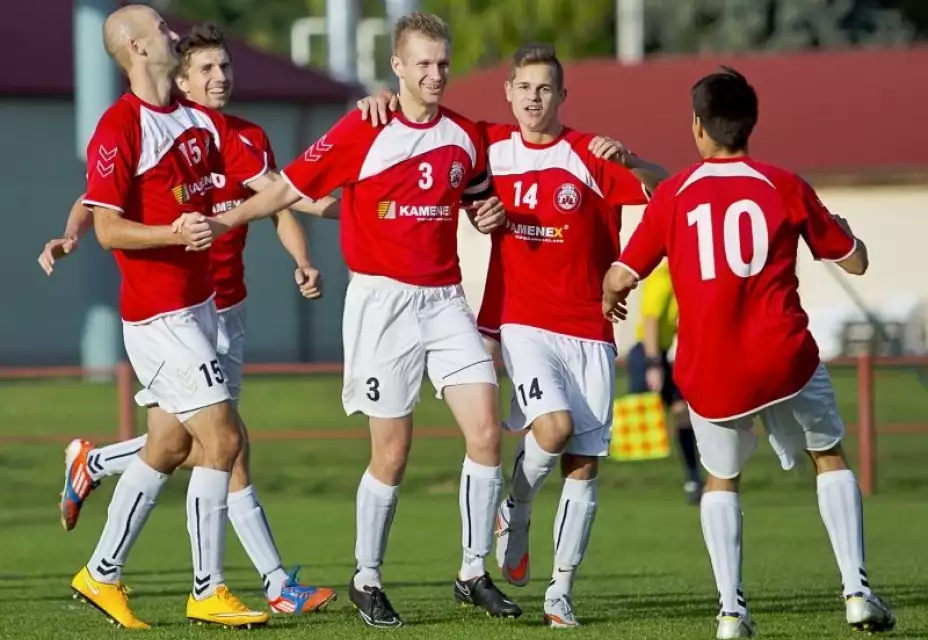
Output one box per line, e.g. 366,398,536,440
743,157,807,192
479,121,518,145
96,94,142,131
222,113,271,151
438,107,485,141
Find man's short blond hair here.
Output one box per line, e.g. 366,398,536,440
392,12,451,54
510,42,564,90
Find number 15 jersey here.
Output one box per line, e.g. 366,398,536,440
617,157,856,421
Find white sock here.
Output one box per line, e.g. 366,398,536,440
187,467,231,600
817,469,871,597
88,458,168,583
509,432,559,526
701,491,747,615
547,477,598,599
87,435,148,481
354,469,398,590
459,457,503,581
227,485,288,599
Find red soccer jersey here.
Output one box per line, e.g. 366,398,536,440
208,115,277,311
476,124,650,344
280,108,490,286
618,157,857,420
83,94,268,323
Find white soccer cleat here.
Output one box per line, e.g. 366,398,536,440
716,610,756,639
846,592,895,632
543,594,580,628
495,496,530,587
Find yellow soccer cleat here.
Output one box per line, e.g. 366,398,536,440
71,566,151,630
186,585,269,629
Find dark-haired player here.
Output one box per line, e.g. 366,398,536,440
603,67,894,639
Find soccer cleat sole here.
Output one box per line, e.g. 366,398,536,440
454,599,522,619
187,617,269,630
72,590,133,629
544,613,580,629
350,602,403,628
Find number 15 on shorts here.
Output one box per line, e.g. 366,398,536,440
516,377,543,405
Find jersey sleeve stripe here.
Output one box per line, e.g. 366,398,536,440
464,174,491,195
819,237,858,263
240,155,269,186
477,326,501,341
612,261,642,280
82,199,125,214
641,182,653,201
279,169,314,203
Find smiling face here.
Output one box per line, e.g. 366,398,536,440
392,30,450,108
506,62,565,134
176,46,233,109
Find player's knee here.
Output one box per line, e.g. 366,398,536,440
143,410,192,473
186,402,243,470
531,411,574,453
463,417,501,462
807,443,848,474
561,453,597,481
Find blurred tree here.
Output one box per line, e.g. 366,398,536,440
164,0,918,77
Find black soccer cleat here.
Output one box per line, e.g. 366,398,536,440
454,573,522,618
348,573,403,628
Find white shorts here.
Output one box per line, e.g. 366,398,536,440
500,324,617,458
127,299,231,423
342,274,498,418
690,363,845,479
217,302,246,403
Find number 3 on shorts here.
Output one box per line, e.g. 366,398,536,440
516,377,543,406
366,377,381,401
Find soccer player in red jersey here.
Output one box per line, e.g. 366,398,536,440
603,67,894,639
51,6,332,630
359,42,668,627
40,24,337,616
178,12,521,627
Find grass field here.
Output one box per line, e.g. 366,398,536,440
1,365,926,639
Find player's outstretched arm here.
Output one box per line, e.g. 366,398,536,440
94,206,210,251
215,177,302,232
602,264,637,323
831,214,869,275
38,195,94,275
589,136,669,194
247,171,340,218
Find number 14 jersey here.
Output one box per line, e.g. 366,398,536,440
477,124,650,344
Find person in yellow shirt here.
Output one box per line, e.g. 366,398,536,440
626,259,702,504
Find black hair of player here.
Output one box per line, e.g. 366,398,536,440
691,66,758,152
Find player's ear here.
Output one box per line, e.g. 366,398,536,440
504,80,514,103
390,55,403,80
174,72,188,94
560,87,568,104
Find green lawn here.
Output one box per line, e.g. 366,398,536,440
0,367,926,639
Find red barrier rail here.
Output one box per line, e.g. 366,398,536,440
3,354,926,496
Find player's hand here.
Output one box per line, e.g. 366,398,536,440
38,237,79,276
358,89,399,127
589,136,636,167
172,213,214,251
602,298,630,323
831,213,854,236
295,264,323,299
471,197,507,234
645,365,664,393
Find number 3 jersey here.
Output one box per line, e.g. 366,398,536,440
281,108,490,287
617,157,856,420
476,123,650,344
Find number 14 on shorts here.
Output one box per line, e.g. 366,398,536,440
516,377,543,405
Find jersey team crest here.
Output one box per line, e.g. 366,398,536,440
554,183,581,213
449,161,465,189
